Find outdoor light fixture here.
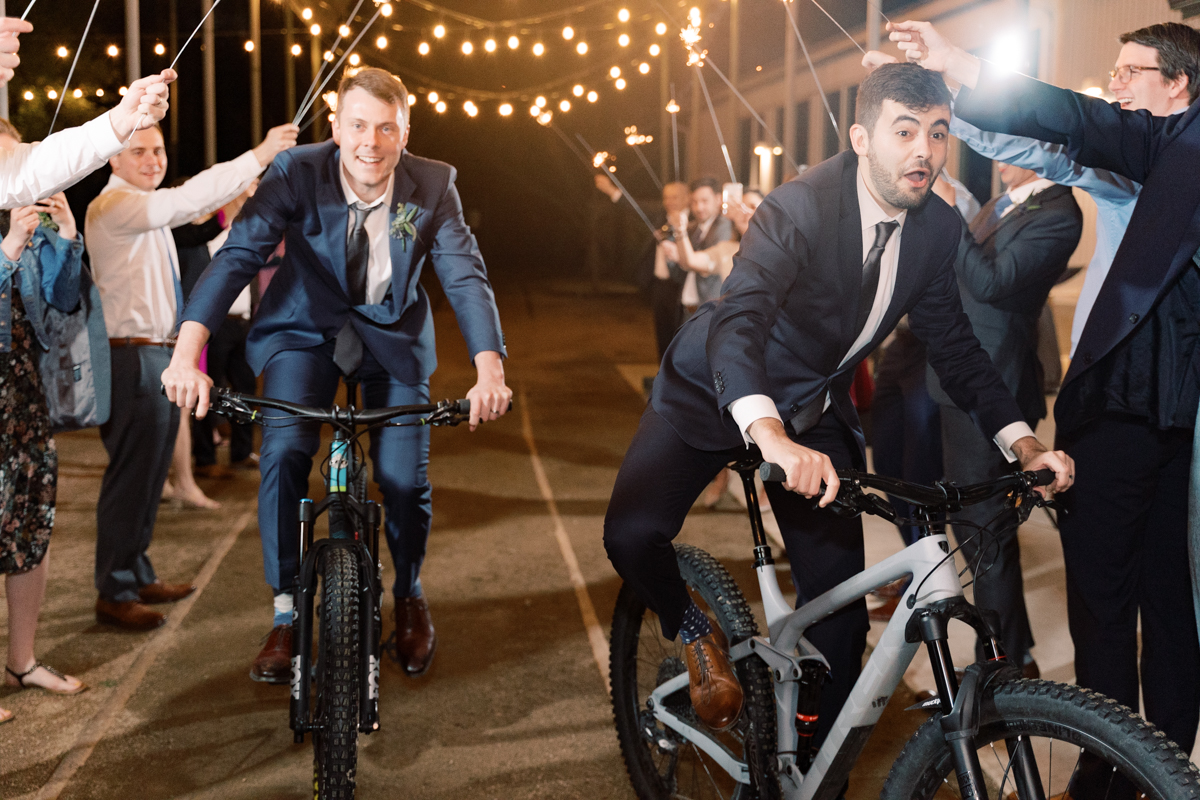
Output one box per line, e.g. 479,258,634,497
47,89,58,99
535,95,546,107
95,88,103,97
73,88,82,98
56,46,68,58
464,101,478,117
380,4,393,17
610,66,621,78
21,90,31,100
529,104,540,116
348,53,360,65
435,100,447,113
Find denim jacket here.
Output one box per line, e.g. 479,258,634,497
0,227,84,353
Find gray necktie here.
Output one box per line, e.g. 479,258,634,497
333,203,378,376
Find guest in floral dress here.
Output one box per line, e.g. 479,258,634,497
0,120,86,725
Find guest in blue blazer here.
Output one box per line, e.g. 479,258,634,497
162,68,511,682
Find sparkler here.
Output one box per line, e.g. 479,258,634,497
668,84,679,182
294,1,390,125
576,133,659,238
625,126,662,189
46,0,100,135
296,0,367,121
19,0,36,20
784,0,840,138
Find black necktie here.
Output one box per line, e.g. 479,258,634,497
334,203,378,376
856,220,899,335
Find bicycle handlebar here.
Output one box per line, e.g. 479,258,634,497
759,463,1056,520
208,387,472,428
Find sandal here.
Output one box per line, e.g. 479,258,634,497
5,662,88,696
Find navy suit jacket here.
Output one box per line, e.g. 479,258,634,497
955,64,1200,432
184,141,505,383
652,150,1024,454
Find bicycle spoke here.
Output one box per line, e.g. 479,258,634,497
692,741,730,800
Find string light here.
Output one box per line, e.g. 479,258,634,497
72,88,82,98
434,24,446,39
576,41,588,54
532,42,544,56
529,104,539,116
56,46,68,58
587,90,598,102
323,50,334,61
435,100,447,113
618,8,631,22
427,91,439,103
639,62,650,74
338,25,351,37
463,100,478,117
106,44,119,57
244,40,255,52
572,84,584,96
507,35,519,49
535,95,546,108
609,66,621,78
348,52,360,65
95,88,103,97
666,99,680,113
538,111,553,126
418,41,430,55
615,77,626,89
291,43,302,56
310,23,320,35
559,99,570,111
562,26,574,40
301,8,312,20
380,3,393,17
376,35,387,49
461,41,473,54
47,89,58,99
154,42,166,55
649,43,660,56
484,38,497,52
618,34,630,47
118,86,128,95
499,103,513,116
21,90,31,100
656,22,667,35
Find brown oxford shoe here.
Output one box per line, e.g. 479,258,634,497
138,581,196,604
685,627,744,731
391,594,437,677
250,624,293,684
96,598,166,631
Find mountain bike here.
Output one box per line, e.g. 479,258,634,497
609,458,1200,800
209,382,471,800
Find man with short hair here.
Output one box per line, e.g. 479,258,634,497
890,17,1200,754
603,63,1073,746
87,121,298,630
163,68,511,682
660,177,735,318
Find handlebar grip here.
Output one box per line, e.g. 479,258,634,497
1029,468,1056,487
760,462,787,482
455,398,471,415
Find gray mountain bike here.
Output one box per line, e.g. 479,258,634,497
610,459,1200,800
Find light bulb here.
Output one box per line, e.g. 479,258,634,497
301,8,312,20
618,34,630,47
610,66,621,78
427,91,439,103
532,42,545,56
433,24,446,39
618,8,630,22
615,78,626,90
656,22,667,35
376,36,387,49
499,103,513,116
649,43,660,56
418,42,430,55
587,90,598,102
639,62,650,74
572,84,584,97
576,41,588,55
338,25,351,38
310,23,320,35
508,36,519,49
559,99,571,112
435,100,447,113
291,44,302,56
461,41,473,55
484,38,497,52
562,26,574,40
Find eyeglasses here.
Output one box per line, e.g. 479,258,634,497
1109,65,1160,83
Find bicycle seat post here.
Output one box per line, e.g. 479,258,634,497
735,463,774,568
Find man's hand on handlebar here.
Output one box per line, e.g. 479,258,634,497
465,350,513,432
748,418,840,507
161,320,214,418
1011,436,1074,497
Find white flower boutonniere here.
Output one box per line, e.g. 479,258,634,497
390,204,419,252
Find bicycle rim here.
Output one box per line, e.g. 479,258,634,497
882,680,1200,800
313,546,361,799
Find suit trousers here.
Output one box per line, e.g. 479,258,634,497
259,342,431,599
193,315,256,466
96,346,179,602
940,404,1034,663
1057,413,1200,752
604,405,868,745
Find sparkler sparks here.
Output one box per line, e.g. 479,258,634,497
680,7,707,66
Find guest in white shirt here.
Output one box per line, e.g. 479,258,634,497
86,122,298,631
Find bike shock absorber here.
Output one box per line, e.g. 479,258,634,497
794,660,829,772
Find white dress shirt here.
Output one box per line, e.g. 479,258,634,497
1001,177,1055,217
0,112,124,209
339,166,395,306
86,150,264,339
680,215,717,307
207,227,252,319
730,167,1033,460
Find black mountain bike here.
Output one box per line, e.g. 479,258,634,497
209,382,471,800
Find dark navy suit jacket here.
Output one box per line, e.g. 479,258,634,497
183,141,505,383
955,64,1200,432
652,150,1024,454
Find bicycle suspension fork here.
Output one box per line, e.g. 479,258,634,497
291,498,316,742
358,499,382,734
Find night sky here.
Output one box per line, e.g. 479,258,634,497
19,0,915,278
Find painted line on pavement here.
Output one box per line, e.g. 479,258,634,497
33,510,254,800
519,388,611,695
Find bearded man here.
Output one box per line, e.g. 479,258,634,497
601,63,1073,749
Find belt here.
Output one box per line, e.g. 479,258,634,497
108,337,176,348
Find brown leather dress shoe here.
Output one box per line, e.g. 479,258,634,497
250,624,293,684
96,598,166,631
392,595,437,677
138,581,197,604
685,628,744,731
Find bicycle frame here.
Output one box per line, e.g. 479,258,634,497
645,468,1018,800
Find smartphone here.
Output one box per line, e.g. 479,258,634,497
721,182,743,213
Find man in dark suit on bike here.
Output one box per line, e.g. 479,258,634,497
603,63,1074,738
161,68,512,682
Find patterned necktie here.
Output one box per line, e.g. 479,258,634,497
333,203,379,376
856,220,899,335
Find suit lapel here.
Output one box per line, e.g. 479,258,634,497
836,155,865,356
387,152,420,309
317,147,350,298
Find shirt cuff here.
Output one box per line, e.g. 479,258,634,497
993,421,1036,463
729,394,782,446
88,112,126,160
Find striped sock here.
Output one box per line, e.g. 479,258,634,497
678,601,714,644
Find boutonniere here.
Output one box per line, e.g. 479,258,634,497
390,204,419,252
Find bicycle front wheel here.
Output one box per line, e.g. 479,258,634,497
609,543,779,800
313,545,361,799
881,679,1200,800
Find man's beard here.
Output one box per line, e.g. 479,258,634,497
867,146,932,211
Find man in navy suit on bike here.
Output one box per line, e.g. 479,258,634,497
161,68,512,682
604,63,1074,739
